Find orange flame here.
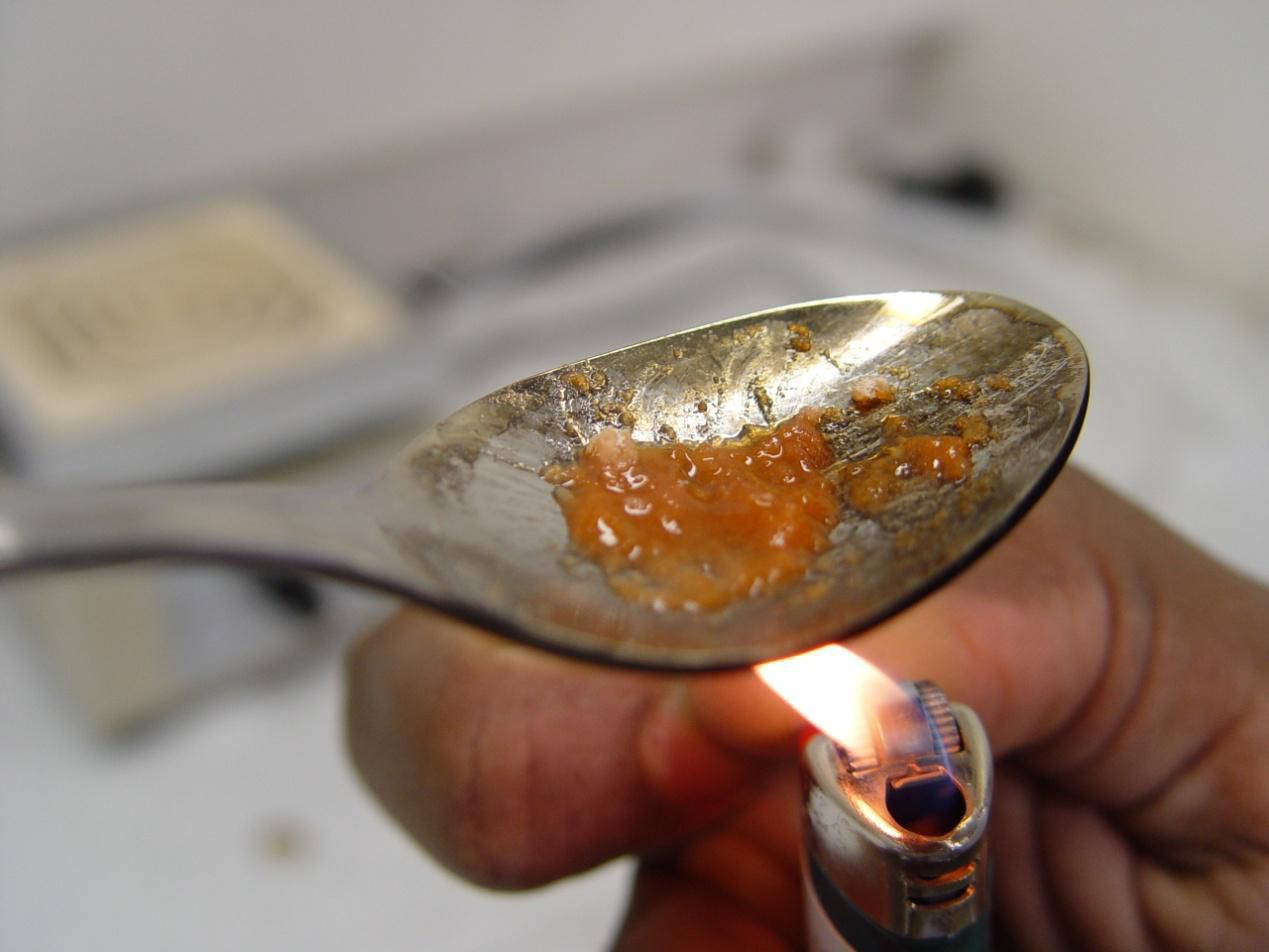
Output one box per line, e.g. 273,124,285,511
755,644,907,749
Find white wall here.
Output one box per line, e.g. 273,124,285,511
6,1,1263,305
926,0,1269,307
0,0,944,239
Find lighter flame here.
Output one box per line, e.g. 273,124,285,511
755,644,907,748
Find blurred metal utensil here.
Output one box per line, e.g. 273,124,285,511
0,292,1087,670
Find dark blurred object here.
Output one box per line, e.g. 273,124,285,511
401,201,700,310
888,162,1006,213
252,572,324,619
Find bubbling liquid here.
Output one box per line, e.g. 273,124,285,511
547,409,839,612
547,404,978,613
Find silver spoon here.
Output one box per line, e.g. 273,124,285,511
0,292,1087,670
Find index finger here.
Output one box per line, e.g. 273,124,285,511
344,607,782,891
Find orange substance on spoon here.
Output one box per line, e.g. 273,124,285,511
548,409,839,612
840,434,972,513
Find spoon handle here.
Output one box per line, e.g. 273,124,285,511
0,483,407,592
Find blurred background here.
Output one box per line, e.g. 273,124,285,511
1,1,1266,949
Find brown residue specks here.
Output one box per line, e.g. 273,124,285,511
930,376,980,401
881,415,913,438
696,400,709,413
956,471,996,517
564,372,590,393
985,375,1012,391
589,370,608,389
788,322,813,352
658,423,677,441
597,402,636,428
839,434,973,513
542,463,572,485
753,385,774,422
954,413,991,446
850,375,895,412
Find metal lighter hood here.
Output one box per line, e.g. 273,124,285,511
802,681,993,949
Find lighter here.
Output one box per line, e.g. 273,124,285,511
801,680,992,951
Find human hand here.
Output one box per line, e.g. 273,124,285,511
345,468,1268,951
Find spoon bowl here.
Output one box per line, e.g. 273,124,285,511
0,292,1087,670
